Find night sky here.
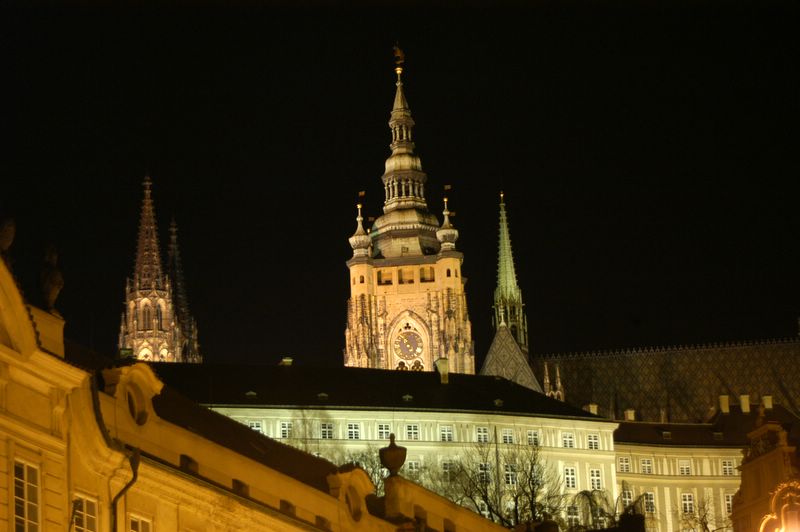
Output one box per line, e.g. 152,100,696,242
4,9,798,367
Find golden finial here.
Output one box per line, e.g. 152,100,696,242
500,190,505,203
393,44,405,79
443,197,449,210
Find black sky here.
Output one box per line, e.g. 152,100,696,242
4,8,799,367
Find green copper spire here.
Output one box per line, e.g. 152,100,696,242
493,191,528,352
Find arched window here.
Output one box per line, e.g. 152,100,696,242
446,269,451,278
359,275,365,284
156,305,163,330
141,305,151,329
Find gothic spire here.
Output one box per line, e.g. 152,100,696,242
493,191,528,352
495,191,521,304
134,176,164,288
168,219,190,326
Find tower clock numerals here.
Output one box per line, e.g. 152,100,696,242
393,330,423,361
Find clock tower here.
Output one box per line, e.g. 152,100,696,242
343,55,475,374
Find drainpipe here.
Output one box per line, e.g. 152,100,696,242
110,449,141,532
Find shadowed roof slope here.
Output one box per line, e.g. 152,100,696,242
149,363,600,421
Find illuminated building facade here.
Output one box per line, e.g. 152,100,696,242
118,177,200,363
344,60,474,374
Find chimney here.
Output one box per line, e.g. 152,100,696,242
719,395,730,414
584,404,598,415
740,394,750,414
279,357,293,366
762,395,773,410
624,409,636,421
434,358,449,384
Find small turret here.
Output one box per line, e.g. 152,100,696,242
348,204,371,257
436,197,459,251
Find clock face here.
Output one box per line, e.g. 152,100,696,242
393,330,424,361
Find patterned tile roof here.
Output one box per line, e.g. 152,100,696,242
538,337,800,422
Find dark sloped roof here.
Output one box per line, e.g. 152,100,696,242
538,338,800,423
480,326,542,393
151,385,339,493
615,404,800,447
149,363,601,421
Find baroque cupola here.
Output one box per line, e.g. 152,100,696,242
348,204,371,258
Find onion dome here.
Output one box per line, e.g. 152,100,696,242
436,197,459,251
348,204,371,257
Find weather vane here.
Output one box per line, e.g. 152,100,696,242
393,44,405,78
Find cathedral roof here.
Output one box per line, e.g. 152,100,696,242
149,362,602,421
537,337,800,423
480,325,541,393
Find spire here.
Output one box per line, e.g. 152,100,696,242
493,191,528,352
168,219,200,363
495,191,521,303
134,176,164,288
381,47,428,213
436,197,459,251
348,203,371,257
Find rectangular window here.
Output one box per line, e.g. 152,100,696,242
644,492,656,513
420,267,435,283
587,434,600,450
14,460,39,531
567,506,580,527
320,422,333,440
564,466,576,489
442,460,456,481
622,490,633,508
640,458,653,474
682,493,694,514
722,459,735,476
440,425,454,442
377,270,393,285
679,460,692,476
527,430,540,446
248,420,263,433
476,426,489,443
130,516,152,532
280,421,293,439
618,457,631,473
725,493,734,515
478,462,491,484
502,428,514,444
378,423,391,440
478,501,490,518
406,461,420,475
406,424,419,440
347,423,361,440
562,432,575,448
504,464,517,486
590,469,602,490
73,495,98,532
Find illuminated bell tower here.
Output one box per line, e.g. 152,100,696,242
118,177,201,363
344,51,475,374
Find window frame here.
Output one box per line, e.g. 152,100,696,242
73,494,99,532
280,421,293,439
501,428,514,444
618,456,631,473
564,466,577,489
722,459,735,476
406,424,420,441
644,492,656,513
440,425,454,442
640,458,653,474
378,423,391,440
681,493,695,514
14,459,40,532
504,463,517,486
678,459,691,476
346,422,361,440
320,422,333,440
476,426,489,443
589,468,602,490
526,429,540,446
587,433,600,450
129,514,153,532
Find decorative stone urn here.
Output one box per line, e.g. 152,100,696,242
379,433,407,476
